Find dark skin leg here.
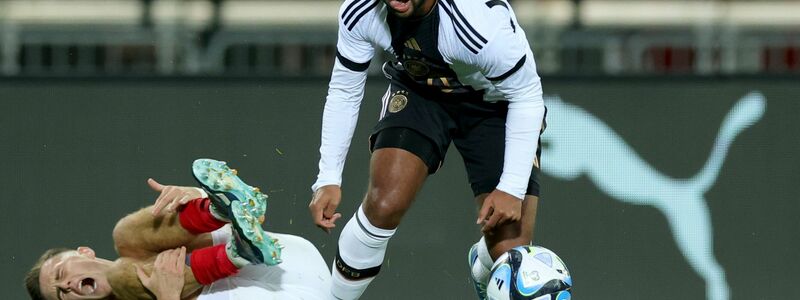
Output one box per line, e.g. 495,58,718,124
363,147,538,261
361,148,429,229
476,194,539,259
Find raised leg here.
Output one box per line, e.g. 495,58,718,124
112,205,216,259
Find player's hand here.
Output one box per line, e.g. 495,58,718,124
309,185,343,233
135,247,186,300
147,178,204,215
477,189,523,233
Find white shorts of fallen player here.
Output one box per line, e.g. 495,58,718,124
198,225,331,300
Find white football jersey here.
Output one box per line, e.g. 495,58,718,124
197,226,331,300
315,0,545,199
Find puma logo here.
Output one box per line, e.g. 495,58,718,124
541,92,767,300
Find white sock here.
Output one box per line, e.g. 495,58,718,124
471,237,494,286
330,205,396,300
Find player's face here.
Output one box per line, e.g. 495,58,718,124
38,248,113,300
384,0,436,18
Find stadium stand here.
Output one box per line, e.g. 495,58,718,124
0,0,798,76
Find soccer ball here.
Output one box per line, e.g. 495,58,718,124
486,245,572,300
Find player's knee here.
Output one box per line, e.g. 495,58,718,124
363,192,395,214
365,180,396,203
112,211,149,257
112,218,134,253
362,197,404,228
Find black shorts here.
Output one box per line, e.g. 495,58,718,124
369,81,544,197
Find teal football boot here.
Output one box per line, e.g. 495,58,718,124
227,201,283,265
192,158,268,221
192,158,281,265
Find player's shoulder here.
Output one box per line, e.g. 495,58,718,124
338,0,384,32
438,0,516,54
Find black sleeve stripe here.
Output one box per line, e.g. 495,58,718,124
486,55,526,81
452,25,479,54
485,0,515,32
341,0,365,21
440,3,482,53
485,0,508,9
347,1,379,31
337,50,371,72
442,4,483,50
447,0,487,43
343,0,371,26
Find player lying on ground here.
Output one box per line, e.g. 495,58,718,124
25,159,329,300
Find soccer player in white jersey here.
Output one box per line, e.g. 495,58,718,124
307,0,547,299
25,160,330,300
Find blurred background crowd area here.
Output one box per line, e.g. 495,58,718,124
0,0,798,77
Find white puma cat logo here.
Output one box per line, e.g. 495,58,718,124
541,92,767,300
